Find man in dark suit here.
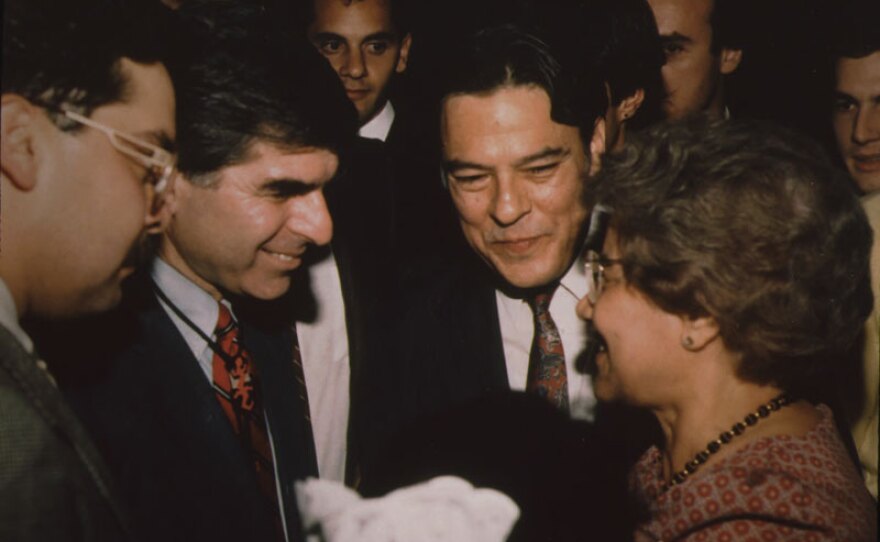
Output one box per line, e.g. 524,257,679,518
381,22,609,438
62,7,358,542
364,23,657,540
304,0,460,262
0,0,176,539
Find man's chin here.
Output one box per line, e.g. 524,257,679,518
240,275,293,302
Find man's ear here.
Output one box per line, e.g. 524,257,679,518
395,33,413,73
588,117,606,176
1,95,41,191
679,315,720,352
719,48,743,75
616,89,645,123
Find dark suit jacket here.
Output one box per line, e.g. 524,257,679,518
383,100,465,267
60,278,317,542
0,325,129,541
361,250,660,540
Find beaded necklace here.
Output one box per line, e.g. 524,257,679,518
659,393,792,493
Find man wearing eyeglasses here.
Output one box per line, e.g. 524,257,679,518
54,4,358,542
0,0,175,540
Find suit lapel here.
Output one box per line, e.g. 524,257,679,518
242,318,319,504
0,324,131,535
136,294,272,505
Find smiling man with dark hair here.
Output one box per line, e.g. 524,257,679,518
59,5,358,541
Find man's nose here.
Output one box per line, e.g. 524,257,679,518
489,173,530,226
340,49,366,79
287,191,333,246
852,104,880,144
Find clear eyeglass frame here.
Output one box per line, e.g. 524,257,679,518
62,109,175,193
583,249,622,304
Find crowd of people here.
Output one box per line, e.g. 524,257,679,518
1,0,877,541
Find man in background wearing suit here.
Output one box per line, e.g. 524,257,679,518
0,0,175,539
305,0,460,262
62,6,358,542
647,0,743,120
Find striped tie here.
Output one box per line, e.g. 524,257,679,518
290,323,313,433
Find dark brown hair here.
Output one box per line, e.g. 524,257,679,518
588,117,873,392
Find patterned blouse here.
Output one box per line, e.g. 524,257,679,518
631,405,877,541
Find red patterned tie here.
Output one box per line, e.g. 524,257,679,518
526,288,569,412
212,303,281,523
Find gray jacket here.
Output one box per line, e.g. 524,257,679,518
0,325,129,541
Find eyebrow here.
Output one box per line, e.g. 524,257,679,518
310,31,345,43
310,31,399,44
513,146,571,168
260,178,325,196
363,31,398,42
444,146,571,173
659,32,693,44
135,130,176,152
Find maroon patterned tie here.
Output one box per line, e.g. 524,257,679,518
526,288,569,412
212,303,282,527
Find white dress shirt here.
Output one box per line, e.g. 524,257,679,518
495,262,597,421
358,100,395,142
296,250,350,482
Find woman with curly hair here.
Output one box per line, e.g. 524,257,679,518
578,118,877,541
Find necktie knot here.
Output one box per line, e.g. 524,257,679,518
527,291,554,315
214,302,235,337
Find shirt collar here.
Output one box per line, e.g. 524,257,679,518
358,101,395,142
0,277,33,354
151,257,230,341
496,259,587,304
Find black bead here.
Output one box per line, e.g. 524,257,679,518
720,431,733,444
745,413,758,425
684,463,697,474
696,451,710,463
758,405,770,417
672,473,686,484
707,441,721,453
732,422,746,435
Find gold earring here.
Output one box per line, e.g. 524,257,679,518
682,336,696,350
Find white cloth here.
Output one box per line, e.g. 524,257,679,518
0,277,32,354
151,257,291,540
358,101,395,142
296,250,350,482
496,261,596,420
296,476,519,542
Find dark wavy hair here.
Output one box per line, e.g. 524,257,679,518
437,23,607,147
169,1,358,185
2,0,174,126
587,117,873,393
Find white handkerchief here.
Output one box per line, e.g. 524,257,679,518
296,476,520,542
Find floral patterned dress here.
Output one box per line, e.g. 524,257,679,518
631,405,877,541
